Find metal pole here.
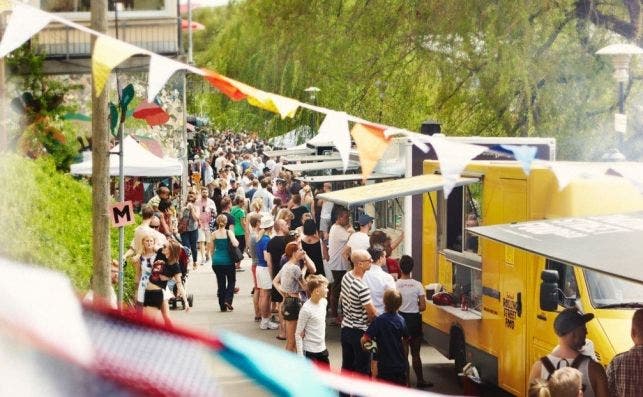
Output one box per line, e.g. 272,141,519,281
187,0,193,64
115,1,125,309
182,70,189,199
618,80,625,154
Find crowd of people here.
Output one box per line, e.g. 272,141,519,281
114,131,640,395
117,131,434,389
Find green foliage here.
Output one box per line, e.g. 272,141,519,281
0,154,137,299
192,0,640,160
5,45,83,170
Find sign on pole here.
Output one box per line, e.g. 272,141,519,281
110,201,135,227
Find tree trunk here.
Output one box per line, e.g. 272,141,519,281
91,0,111,301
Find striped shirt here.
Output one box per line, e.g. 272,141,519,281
340,271,372,331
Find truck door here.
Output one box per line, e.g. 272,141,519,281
498,179,527,396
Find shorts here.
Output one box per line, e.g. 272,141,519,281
305,349,330,366
319,217,331,233
197,228,210,243
255,266,273,290
400,312,423,337
143,289,163,309
282,296,301,321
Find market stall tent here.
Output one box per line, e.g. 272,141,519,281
70,136,183,177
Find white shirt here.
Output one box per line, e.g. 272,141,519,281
347,231,370,252
396,278,425,313
328,224,351,271
252,187,274,213
295,298,328,355
266,159,276,171
362,264,396,315
131,224,166,252
320,200,334,219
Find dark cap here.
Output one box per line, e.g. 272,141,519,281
554,308,594,336
358,213,374,226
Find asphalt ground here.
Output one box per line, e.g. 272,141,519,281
172,256,467,396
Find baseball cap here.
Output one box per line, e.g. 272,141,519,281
358,213,374,226
554,308,594,336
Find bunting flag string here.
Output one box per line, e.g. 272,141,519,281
147,55,192,101
499,144,538,176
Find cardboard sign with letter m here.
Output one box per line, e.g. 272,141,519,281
110,201,135,227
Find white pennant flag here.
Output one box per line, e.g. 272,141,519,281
147,55,188,102
318,111,351,171
0,3,53,58
549,162,609,191
428,135,486,197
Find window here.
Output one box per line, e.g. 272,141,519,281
42,0,166,12
546,260,579,306
444,182,482,254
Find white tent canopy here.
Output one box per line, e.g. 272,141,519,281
70,136,183,177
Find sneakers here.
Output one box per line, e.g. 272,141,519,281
259,319,280,330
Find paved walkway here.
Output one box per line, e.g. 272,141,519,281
172,257,463,396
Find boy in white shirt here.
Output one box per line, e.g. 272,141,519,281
295,275,330,366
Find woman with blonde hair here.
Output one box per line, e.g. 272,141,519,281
250,197,263,214
275,208,294,230
133,232,157,308
528,367,584,397
211,214,239,312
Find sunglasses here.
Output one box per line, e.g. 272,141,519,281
150,225,159,229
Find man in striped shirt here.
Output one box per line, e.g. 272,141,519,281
340,249,377,377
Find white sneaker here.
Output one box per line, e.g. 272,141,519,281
266,321,279,330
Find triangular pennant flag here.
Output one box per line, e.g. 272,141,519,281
608,164,643,194
318,111,351,171
202,69,247,101
246,92,300,119
428,135,486,197
0,3,53,58
351,123,391,179
549,162,608,191
500,144,538,176
147,55,187,102
92,36,142,96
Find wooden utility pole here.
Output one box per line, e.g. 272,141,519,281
91,0,111,299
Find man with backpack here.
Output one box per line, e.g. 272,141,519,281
528,308,609,397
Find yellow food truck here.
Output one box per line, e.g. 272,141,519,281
317,159,643,396
421,160,643,396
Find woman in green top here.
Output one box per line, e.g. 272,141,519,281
212,214,239,312
230,195,247,266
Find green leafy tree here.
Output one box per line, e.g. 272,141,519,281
192,0,642,160
5,45,82,170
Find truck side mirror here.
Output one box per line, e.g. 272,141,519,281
540,270,559,311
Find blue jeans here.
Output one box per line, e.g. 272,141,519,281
181,229,199,263
212,264,236,310
340,327,370,375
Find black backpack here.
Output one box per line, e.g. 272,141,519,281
540,354,589,380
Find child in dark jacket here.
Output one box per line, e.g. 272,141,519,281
361,289,409,385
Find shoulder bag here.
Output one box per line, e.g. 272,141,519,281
227,230,244,263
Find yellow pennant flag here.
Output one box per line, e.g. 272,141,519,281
92,36,142,96
224,80,299,118
350,123,391,180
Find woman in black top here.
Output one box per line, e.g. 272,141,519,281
301,219,325,277
143,239,188,324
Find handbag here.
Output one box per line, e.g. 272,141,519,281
178,210,190,234
227,231,244,263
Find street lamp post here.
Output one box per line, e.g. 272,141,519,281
596,43,643,160
304,86,320,137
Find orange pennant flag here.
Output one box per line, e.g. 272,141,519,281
350,123,391,180
202,69,247,101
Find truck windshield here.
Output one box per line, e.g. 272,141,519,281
584,269,643,309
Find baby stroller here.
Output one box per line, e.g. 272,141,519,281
169,245,194,310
